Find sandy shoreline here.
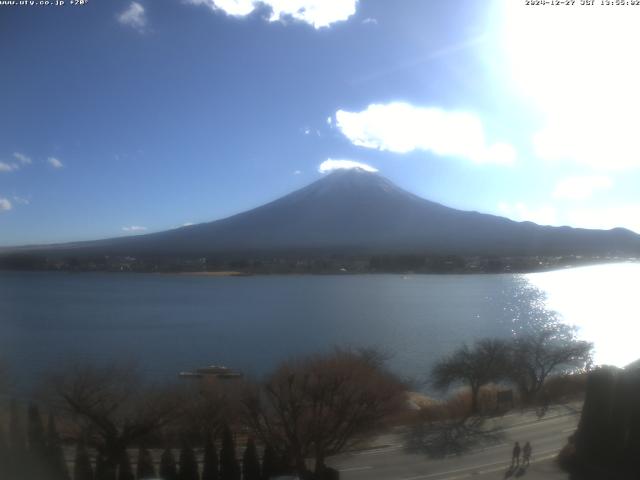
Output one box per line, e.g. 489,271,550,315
174,271,250,277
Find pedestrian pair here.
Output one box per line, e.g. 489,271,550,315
512,441,532,467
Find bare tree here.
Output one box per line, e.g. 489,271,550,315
46,362,185,478
0,358,11,396
502,280,594,404
431,339,510,415
508,324,593,403
242,348,406,479
179,378,245,442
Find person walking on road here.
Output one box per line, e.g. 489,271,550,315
523,441,532,467
511,441,521,467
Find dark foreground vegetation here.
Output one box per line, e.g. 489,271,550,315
431,323,593,414
403,320,593,459
0,349,405,480
559,364,640,479
1,251,635,274
0,316,599,480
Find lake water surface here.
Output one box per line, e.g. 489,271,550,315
0,263,638,388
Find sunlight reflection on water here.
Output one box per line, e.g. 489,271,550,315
525,262,640,368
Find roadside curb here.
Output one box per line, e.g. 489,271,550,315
492,409,581,433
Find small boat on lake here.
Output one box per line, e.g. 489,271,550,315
179,365,243,379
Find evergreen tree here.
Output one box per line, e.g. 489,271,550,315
46,413,71,480
9,400,26,450
159,447,179,480
219,426,240,480
178,443,199,480
278,450,293,477
27,404,46,452
117,450,134,480
74,442,94,480
136,447,156,480
201,435,218,480
95,453,106,480
9,400,27,479
260,445,277,480
96,452,118,480
242,438,260,480
0,423,8,480
27,404,48,478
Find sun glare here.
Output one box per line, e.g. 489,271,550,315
527,263,640,368
502,1,640,169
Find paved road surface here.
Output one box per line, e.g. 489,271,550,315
329,405,580,480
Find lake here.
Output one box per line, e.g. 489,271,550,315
0,263,638,390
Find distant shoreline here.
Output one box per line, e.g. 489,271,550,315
3,251,638,275
173,270,250,277
159,259,640,277
2,258,639,277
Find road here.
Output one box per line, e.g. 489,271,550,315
329,404,581,480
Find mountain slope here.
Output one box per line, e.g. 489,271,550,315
6,169,640,257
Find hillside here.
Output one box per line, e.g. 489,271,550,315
3,169,640,262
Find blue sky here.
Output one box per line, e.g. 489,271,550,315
2,0,640,246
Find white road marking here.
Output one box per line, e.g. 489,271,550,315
502,417,575,432
479,442,507,451
398,447,562,480
339,466,373,472
467,453,558,479
352,445,403,456
445,443,507,459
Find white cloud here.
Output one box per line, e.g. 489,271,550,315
553,176,613,201
186,0,255,16
362,17,377,25
0,198,12,212
117,2,147,31
497,201,640,234
503,3,640,170
0,162,18,173
533,121,640,170
185,0,358,28
1,152,32,173
172,222,194,229
293,169,302,175
122,225,148,232
498,202,558,227
13,152,31,165
47,157,64,169
12,196,30,205
318,158,378,174
336,103,516,166
565,206,640,235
